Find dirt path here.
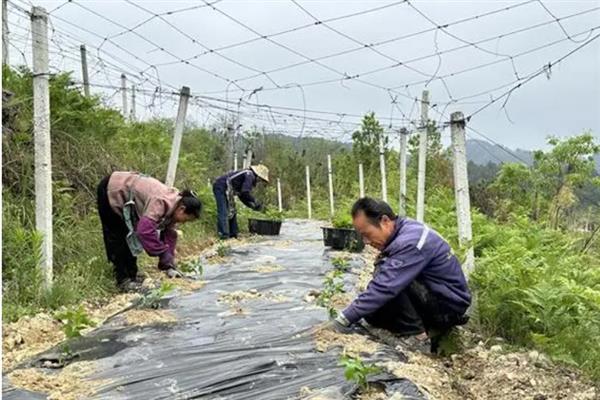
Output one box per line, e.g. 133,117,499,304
3,220,597,399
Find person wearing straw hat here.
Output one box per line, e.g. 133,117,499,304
212,164,269,239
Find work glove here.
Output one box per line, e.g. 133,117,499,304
158,251,176,270
165,268,183,279
324,312,354,334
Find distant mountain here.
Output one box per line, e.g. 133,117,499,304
466,139,534,166
466,139,599,173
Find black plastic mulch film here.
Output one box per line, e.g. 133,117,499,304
4,220,426,400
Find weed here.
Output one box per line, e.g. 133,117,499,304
339,354,381,390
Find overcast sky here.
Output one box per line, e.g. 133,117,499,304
6,0,600,150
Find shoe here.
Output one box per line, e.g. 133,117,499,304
118,278,142,292
132,272,147,283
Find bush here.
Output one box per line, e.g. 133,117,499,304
471,217,600,380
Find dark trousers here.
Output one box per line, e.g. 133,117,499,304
213,186,238,239
365,280,468,337
97,175,138,284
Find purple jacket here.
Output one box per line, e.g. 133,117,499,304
136,217,177,266
213,169,259,209
342,218,471,324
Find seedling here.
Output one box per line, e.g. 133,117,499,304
55,305,96,338
216,242,232,257
138,281,175,309
331,257,350,272
257,209,284,221
339,354,381,391
316,270,345,308
332,212,353,229
179,257,204,276
54,305,95,364
328,307,338,319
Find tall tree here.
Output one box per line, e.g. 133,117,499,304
352,112,385,170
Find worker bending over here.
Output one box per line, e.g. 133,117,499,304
97,171,202,291
212,164,269,239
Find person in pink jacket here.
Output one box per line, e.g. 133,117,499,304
96,171,202,291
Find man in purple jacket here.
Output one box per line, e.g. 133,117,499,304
330,197,471,352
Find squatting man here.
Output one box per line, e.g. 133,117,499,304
325,197,471,352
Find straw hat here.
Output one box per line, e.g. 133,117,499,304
250,164,269,183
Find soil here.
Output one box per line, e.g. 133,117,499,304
122,309,177,326
3,313,64,372
218,289,290,305
140,262,206,293
356,385,387,400
381,345,598,400
7,361,110,400
252,263,284,273
330,292,353,309
314,328,379,357
260,239,294,248
2,293,138,371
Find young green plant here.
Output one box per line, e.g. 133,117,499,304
331,256,350,272
332,212,353,229
179,257,204,277
138,281,175,309
54,305,96,339
251,208,284,221
317,270,345,318
54,305,96,362
339,354,381,391
216,241,232,257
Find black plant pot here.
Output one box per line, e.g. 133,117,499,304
322,227,364,252
248,218,282,235
321,227,334,247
